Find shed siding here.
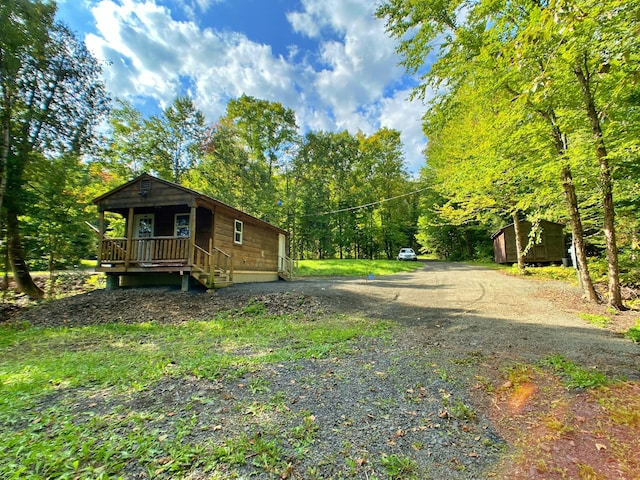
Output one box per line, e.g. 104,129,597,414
493,221,565,264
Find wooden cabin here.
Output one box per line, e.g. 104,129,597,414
491,220,566,264
93,173,293,290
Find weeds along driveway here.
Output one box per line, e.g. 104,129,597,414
4,262,639,479
228,261,638,380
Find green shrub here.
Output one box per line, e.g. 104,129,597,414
625,320,640,343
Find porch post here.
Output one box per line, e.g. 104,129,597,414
97,210,105,266
188,205,196,266
125,207,134,268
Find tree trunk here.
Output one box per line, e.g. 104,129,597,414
574,60,623,309
7,210,44,299
512,212,526,273
539,107,599,302
560,166,599,302
465,228,473,258
0,109,10,216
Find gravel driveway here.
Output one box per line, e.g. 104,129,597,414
221,261,639,378
12,261,640,478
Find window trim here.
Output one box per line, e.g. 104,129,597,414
234,219,243,245
174,213,190,238
133,213,154,238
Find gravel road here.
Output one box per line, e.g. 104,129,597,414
12,261,640,478
221,261,639,378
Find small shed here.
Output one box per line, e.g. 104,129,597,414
491,220,565,264
93,173,293,290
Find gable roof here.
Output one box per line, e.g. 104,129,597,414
93,173,287,235
490,220,564,240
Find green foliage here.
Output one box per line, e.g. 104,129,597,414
0,1,109,297
542,355,609,389
578,313,612,328
296,259,424,277
379,453,419,480
625,320,640,343
377,0,640,304
0,312,389,478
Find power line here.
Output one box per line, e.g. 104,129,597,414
303,187,428,217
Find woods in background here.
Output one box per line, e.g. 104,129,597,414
1,0,638,308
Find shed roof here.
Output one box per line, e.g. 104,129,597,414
490,220,564,240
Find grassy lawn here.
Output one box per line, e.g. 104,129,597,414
296,258,425,277
0,307,389,478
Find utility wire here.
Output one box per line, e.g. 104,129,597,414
303,187,428,217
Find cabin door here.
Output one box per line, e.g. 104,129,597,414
133,214,154,261
278,234,286,270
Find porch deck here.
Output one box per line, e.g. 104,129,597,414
97,237,233,288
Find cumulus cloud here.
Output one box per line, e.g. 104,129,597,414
83,0,427,172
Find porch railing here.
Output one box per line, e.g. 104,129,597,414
279,255,296,280
99,237,189,265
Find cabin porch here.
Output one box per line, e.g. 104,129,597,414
96,205,234,290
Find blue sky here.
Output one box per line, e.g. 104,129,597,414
56,0,430,173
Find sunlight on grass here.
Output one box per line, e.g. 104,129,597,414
0,310,390,478
296,258,424,277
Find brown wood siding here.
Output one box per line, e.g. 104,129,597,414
494,221,565,264
213,209,279,272
493,234,507,264
97,178,195,212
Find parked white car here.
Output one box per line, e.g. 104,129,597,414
397,248,417,261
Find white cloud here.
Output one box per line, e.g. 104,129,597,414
378,89,431,175
82,0,427,173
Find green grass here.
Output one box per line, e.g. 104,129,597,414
0,309,389,478
578,313,612,328
542,354,609,389
296,258,424,277
507,264,580,283
626,319,640,343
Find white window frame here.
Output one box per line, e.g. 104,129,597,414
133,213,154,238
174,213,190,238
234,219,243,244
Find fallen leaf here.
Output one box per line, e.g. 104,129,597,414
595,443,607,451
280,463,294,479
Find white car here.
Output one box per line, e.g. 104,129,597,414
397,248,417,261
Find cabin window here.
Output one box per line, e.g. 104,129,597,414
175,214,190,238
133,214,154,238
234,220,243,244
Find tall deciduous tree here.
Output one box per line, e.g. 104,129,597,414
377,0,637,306
0,2,109,297
0,0,56,218
101,99,148,181
195,95,298,225
145,96,206,184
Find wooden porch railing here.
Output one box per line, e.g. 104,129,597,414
98,236,237,287
212,246,234,279
279,255,296,280
193,243,233,286
99,237,189,265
